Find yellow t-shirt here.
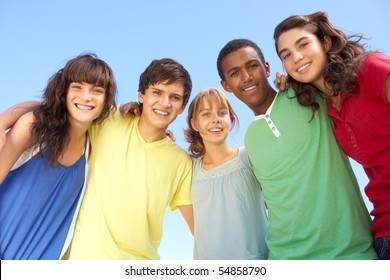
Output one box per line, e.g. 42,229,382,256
67,110,192,259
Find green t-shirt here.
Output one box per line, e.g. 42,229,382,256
245,88,376,259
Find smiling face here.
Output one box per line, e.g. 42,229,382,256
66,82,106,128
220,46,275,115
277,27,330,92
138,81,185,137
191,97,232,147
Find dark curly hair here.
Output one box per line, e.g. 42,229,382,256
32,53,117,165
273,11,368,116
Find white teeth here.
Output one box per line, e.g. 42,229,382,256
76,104,94,110
297,63,310,72
209,128,222,132
154,109,169,116
244,85,256,91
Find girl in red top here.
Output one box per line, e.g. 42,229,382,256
273,11,390,259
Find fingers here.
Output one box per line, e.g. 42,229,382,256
119,104,129,115
165,130,176,142
273,72,289,91
119,102,141,117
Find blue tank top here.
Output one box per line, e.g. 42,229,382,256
0,148,86,259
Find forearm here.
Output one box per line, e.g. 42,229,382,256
0,101,40,130
178,204,194,235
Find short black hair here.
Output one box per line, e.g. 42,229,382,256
217,39,265,81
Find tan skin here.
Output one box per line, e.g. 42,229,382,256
190,98,237,170
0,82,106,184
276,28,390,108
220,47,277,116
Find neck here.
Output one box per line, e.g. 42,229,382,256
251,87,277,116
201,142,237,170
68,123,89,142
314,79,333,96
315,81,341,110
137,118,166,143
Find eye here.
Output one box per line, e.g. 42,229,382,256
248,63,258,70
153,90,162,95
71,84,82,90
282,52,291,60
299,42,309,49
93,87,106,94
171,94,183,101
218,110,228,117
201,112,210,117
229,70,239,78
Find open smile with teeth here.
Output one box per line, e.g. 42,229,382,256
209,128,222,132
76,104,94,110
154,109,169,116
243,85,256,92
297,63,311,73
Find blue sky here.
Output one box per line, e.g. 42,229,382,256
1,0,389,260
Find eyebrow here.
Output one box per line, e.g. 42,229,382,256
226,66,239,75
226,59,259,74
278,36,310,56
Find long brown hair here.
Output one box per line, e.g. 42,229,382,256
32,53,117,165
273,11,368,116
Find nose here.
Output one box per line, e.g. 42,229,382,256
292,51,304,63
159,95,171,108
211,114,221,124
241,70,252,83
241,70,252,82
81,89,92,102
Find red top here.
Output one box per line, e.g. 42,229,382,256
327,52,390,239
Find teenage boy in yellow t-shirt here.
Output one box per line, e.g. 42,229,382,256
66,58,194,259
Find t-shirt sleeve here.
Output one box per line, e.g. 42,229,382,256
169,155,193,211
360,53,390,103
88,107,126,147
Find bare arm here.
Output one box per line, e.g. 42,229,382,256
0,101,39,153
0,112,34,184
178,204,194,236
0,101,40,130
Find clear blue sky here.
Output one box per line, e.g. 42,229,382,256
1,0,389,260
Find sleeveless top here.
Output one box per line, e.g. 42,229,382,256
0,146,86,259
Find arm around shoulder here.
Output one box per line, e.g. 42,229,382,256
0,101,40,131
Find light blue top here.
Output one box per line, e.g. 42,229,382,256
0,147,86,260
191,146,269,260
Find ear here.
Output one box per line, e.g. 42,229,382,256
221,80,232,93
138,91,144,103
190,117,199,132
178,103,186,114
324,35,332,52
264,62,271,77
